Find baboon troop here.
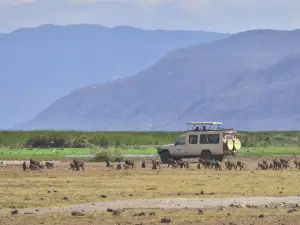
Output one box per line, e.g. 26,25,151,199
19,155,300,172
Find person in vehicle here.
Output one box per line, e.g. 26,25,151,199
202,126,207,131
194,126,199,131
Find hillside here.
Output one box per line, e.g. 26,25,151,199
0,24,229,129
17,29,300,131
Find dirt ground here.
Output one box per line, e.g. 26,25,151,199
1,156,300,224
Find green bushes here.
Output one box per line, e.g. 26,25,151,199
93,149,124,162
0,130,300,148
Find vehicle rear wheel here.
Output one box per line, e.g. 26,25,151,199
200,150,213,160
159,151,171,164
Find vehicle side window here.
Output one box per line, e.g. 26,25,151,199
175,136,186,145
189,135,198,144
200,134,220,144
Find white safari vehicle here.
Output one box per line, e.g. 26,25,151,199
157,122,241,163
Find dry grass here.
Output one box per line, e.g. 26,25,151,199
2,207,300,225
1,159,300,210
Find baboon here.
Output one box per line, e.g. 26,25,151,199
269,163,273,170
106,160,111,168
22,162,27,171
69,162,75,170
280,158,289,165
212,160,222,170
141,160,146,168
262,160,269,169
199,158,214,169
29,164,39,171
123,164,130,170
294,159,300,169
151,160,161,169
197,163,201,169
45,161,54,169
235,161,246,170
117,163,122,170
124,160,135,169
272,159,282,170
152,163,158,170
29,159,41,166
168,159,178,168
281,161,290,169
177,161,189,169
256,162,267,170
224,160,235,170
73,159,85,171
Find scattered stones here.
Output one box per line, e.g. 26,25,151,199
161,216,172,223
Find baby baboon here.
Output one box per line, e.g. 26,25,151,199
69,162,75,170
124,160,135,169
45,161,54,169
106,160,111,168
73,159,85,171
141,160,146,168
117,163,122,170
235,161,246,170
151,160,161,169
294,160,300,169
22,162,27,171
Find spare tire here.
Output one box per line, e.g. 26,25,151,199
233,139,241,150
226,139,234,151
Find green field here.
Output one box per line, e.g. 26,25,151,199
0,130,300,160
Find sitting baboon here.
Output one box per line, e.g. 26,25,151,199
294,159,300,169
45,161,54,169
73,159,85,171
141,160,146,168
197,163,201,169
22,162,27,171
256,162,267,170
106,160,111,168
124,160,135,169
117,163,122,170
151,160,161,169
69,162,75,170
235,161,246,170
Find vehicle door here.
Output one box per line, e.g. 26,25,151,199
187,134,200,157
174,135,187,156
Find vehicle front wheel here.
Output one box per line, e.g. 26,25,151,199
159,151,171,164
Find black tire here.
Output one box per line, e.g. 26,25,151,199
200,150,213,160
159,151,171,164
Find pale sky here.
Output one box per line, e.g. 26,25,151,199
1,0,300,33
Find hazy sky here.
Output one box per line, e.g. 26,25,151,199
1,0,300,33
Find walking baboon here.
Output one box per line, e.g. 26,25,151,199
151,160,161,169
22,162,27,171
117,163,122,170
29,164,39,171
199,158,214,169
123,164,130,170
168,159,178,168
294,159,300,169
213,160,222,170
262,160,269,169
235,161,246,170
177,161,189,169
124,160,135,169
273,159,282,170
256,162,267,170
69,162,75,170
224,161,235,170
73,159,85,171
141,160,146,168
106,160,111,168
280,158,289,165
29,159,41,166
197,163,201,169
281,161,290,169
45,161,54,169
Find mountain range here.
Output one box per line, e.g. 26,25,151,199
0,24,229,129
17,29,300,131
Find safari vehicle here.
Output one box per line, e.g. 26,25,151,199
157,122,241,163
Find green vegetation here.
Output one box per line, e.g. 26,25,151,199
0,130,300,160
